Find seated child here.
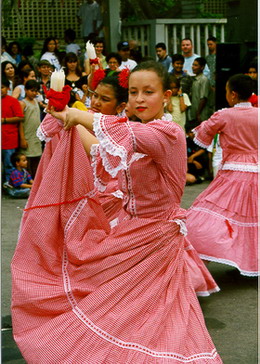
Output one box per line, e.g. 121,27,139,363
185,123,208,184
6,152,34,198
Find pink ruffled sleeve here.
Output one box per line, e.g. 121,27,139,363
91,114,136,181
193,109,228,148
91,114,183,190
36,113,64,142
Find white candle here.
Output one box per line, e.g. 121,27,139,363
86,41,97,60
50,69,65,92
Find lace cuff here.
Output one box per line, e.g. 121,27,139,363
37,114,64,142
192,128,212,149
90,144,112,192
92,113,135,178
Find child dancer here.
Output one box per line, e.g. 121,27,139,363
12,61,222,363
186,74,258,277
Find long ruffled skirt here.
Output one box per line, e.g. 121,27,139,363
187,169,258,276
11,126,222,363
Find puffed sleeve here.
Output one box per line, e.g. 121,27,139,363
193,109,228,148
37,113,64,142
91,113,184,185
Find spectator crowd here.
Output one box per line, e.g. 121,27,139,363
1,25,258,197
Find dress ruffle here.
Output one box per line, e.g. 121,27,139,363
187,170,258,276
11,113,222,363
92,113,135,178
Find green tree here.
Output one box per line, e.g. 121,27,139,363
120,0,181,20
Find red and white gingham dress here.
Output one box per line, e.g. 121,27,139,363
11,113,222,363
186,103,258,276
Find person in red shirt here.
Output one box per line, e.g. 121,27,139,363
1,77,24,184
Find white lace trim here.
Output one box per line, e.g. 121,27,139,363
36,125,52,143
111,190,124,199
198,254,259,277
192,132,211,149
189,206,258,227
221,162,259,173
129,152,147,165
72,304,218,360
170,219,187,236
234,102,252,108
163,113,173,121
62,202,220,360
90,144,107,192
109,217,119,228
92,113,129,178
64,190,97,237
196,286,220,297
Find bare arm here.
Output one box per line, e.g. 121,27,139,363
20,183,33,188
12,86,21,99
49,106,97,155
187,148,205,163
1,116,24,124
19,102,28,149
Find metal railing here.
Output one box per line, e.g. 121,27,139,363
121,18,227,58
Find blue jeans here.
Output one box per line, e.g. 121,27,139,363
6,187,30,198
2,149,16,183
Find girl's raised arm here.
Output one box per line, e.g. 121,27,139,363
49,106,94,131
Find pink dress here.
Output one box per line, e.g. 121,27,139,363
11,113,222,363
186,103,258,276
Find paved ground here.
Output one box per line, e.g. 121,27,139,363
1,181,258,363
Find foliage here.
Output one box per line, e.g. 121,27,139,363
2,0,18,28
121,0,181,20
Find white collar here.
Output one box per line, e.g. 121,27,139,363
234,102,252,108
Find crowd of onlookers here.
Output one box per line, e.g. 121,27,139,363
1,31,258,197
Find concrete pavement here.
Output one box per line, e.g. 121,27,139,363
1,181,258,363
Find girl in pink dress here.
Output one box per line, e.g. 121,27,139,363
186,74,258,277
11,61,222,363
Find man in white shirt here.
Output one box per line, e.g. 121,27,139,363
117,41,137,71
169,38,210,78
77,0,101,42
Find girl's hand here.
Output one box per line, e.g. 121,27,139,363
49,106,87,130
47,105,69,125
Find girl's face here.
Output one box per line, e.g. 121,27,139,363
47,40,56,52
91,83,124,115
108,57,119,71
66,60,77,71
247,67,258,80
170,82,179,96
225,82,237,107
25,71,36,82
4,63,15,79
128,70,171,123
95,43,104,56
11,44,19,55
